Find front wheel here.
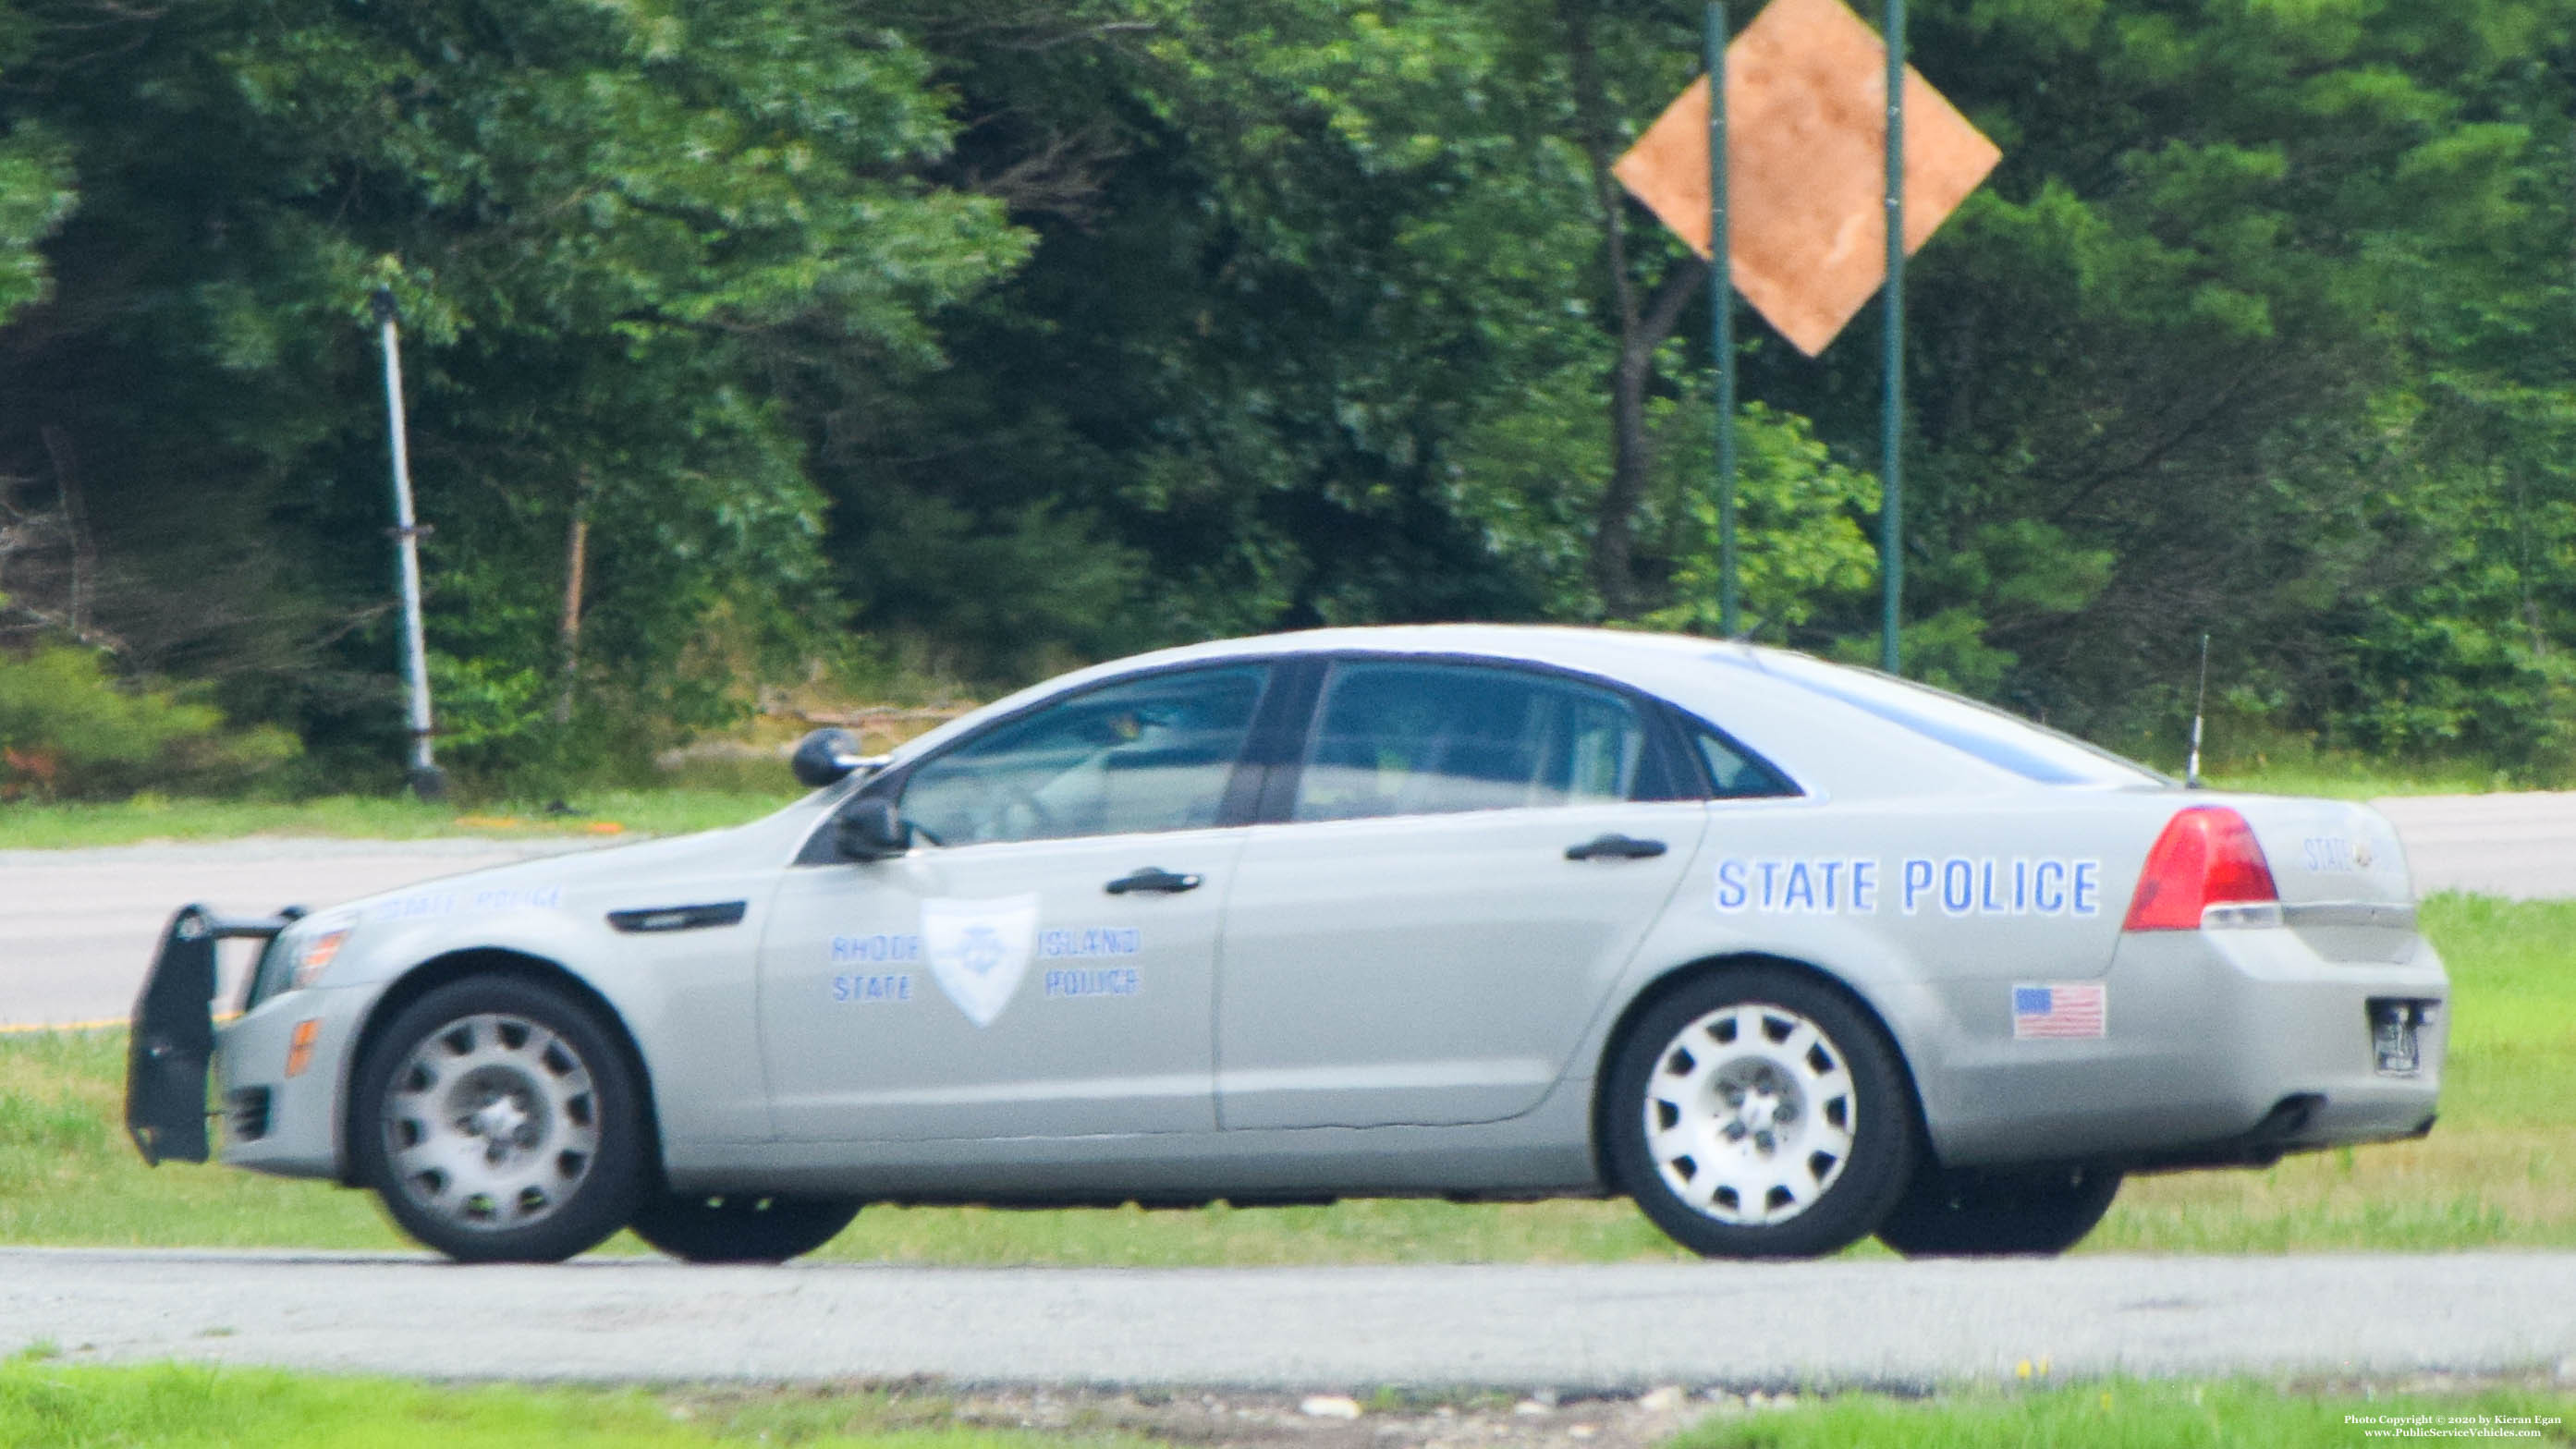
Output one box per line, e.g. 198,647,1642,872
1874,1165,2123,1258
351,976,647,1263
628,1192,861,1263
1604,967,1917,1259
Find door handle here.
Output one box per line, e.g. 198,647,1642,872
1565,834,1666,861
1105,867,1203,895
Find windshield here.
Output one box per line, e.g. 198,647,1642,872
1721,651,2169,788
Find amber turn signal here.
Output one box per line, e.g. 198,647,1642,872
284,1018,321,1078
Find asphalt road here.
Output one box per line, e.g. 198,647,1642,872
2369,792,2576,899
0,836,605,1029
5,792,2574,1027
0,1248,2569,1388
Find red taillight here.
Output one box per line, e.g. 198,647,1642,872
2122,806,2278,931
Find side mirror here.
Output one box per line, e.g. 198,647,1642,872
791,727,864,788
835,797,913,861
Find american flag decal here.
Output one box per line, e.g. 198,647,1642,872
2012,983,2106,1039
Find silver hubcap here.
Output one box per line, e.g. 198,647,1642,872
1643,1003,1856,1225
383,1013,600,1233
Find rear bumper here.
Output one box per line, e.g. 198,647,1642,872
1921,925,2447,1170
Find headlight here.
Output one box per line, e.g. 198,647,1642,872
289,927,352,991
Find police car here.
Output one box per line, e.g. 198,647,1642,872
126,626,2447,1264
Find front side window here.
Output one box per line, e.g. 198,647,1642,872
1291,661,1649,822
900,665,1268,846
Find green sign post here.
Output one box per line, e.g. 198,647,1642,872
1707,2,1740,639
1879,0,1905,675
1618,0,1990,672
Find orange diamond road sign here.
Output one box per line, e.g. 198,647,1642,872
1613,0,2000,357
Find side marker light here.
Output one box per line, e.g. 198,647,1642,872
284,1019,320,1078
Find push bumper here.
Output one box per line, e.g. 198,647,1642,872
1922,925,2448,1170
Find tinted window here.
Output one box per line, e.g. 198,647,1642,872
1689,726,1799,798
1292,662,1648,822
901,666,1267,846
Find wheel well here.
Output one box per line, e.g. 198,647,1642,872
336,948,663,1188
1587,954,1928,1189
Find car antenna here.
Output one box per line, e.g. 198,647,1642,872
2185,632,2210,789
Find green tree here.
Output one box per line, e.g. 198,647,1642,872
0,0,1026,782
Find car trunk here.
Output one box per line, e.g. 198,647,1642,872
2228,797,2421,964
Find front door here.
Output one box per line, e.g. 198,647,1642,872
1216,659,1707,1129
757,664,1272,1142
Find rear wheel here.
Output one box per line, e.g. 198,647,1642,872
1605,967,1916,1259
352,976,646,1263
1874,1165,2123,1258
628,1192,861,1263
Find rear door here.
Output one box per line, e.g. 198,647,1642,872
1215,658,1710,1129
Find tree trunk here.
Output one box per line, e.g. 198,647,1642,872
39,425,95,639
1559,0,1710,618
1601,262,1710,614
554,474,591,725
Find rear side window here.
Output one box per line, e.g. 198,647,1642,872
1688,726,1800,799
1292,662,1649,822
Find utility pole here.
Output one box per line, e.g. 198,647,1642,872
371,288,446,801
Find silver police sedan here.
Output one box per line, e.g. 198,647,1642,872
127,626,2447,1263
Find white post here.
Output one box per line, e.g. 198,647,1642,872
371,288,446,801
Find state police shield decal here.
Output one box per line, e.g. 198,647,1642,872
921,895,1040,1028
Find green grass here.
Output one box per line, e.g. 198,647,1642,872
2196,749,2516,798
2204,762,2511,799
0,1361,1153,1449
0,789,801,850
0,1367,2565,1449
1672,1380,2573,1447
2,895,2566,1261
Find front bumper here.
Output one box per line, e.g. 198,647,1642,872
216,982,372,1180
1922,924,2448,1170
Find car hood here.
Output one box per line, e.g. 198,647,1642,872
303,813,811,935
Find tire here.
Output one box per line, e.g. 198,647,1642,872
628,1192,861,1263
1604,966,1917,1259
351,975,647,1263
1874,1165,2123,1258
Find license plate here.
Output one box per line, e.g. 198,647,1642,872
2370,1001,2423,1076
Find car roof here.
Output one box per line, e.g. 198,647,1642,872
878,624,2167,800
1100,623,1764,676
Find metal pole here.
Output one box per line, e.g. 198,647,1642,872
1709,2,1740,639
371,288,446,801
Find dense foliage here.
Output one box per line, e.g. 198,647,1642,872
2,0,2573,790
